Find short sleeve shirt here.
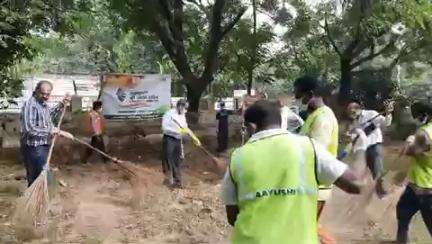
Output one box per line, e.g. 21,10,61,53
221,129,348,205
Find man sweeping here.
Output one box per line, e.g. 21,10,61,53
394,101,432,243
222,100,361,243
161,99,200,188
293,75,339,243
82,100,108,163
345,97,393,196
20,80,71,186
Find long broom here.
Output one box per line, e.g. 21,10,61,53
14,104,68,230
58,132,149,207
171,118,227,174
59,133,139,178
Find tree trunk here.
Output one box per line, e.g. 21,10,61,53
247,68,253,95
185,78,208,124
339,58,353,103
247,0,257,96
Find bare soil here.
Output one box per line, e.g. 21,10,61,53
0,137,430,243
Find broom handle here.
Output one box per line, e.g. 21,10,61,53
73,137,115,161
45,104,68,168
171,118,219,162
69,136,137,176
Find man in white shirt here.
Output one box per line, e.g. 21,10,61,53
161,99,189,188
346,98,393,195
221,101,362,243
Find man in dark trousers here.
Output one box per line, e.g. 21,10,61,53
83,100,108,163
161,99,189,188
394,102,432,243
216,101,229,152
20,80,71,186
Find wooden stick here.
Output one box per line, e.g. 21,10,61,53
45,105,68,168
68,136,137,177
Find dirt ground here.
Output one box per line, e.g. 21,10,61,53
0,136,431,243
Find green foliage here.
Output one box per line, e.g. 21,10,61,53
0,0,83,98
220,19,275,87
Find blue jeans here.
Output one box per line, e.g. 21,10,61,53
21,144,50,186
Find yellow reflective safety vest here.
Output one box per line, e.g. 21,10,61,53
408,122,432,189
300,105,339,156
230,131,318,244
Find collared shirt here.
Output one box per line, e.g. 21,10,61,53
161,108,188,139
20,96,63,146
221,128,348,205
280,106,304,132
357,110,392,146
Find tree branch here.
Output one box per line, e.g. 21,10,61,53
324,15,342,56
221,9,246,37
350,39,395,68
152,22,195,81
185,0,209,17
389,42,429,68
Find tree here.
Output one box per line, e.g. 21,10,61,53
108,0,246,116
218,19,275,93
318,0,432,99
0,0,81,98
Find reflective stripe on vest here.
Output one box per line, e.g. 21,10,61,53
230,133,318,244
408,123,432,188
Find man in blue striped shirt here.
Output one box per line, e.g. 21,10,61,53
20,80,71,186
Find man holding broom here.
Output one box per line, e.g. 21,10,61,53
20,80,71,187
393,101,432,243
345,96,394,196
161,99,201,188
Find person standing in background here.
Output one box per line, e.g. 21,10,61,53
83,101,108,163
216,101,229,152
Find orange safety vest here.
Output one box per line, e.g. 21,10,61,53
83,110,104,136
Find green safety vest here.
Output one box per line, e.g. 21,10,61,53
230,132,318,244
300,106,339,157
408,123,432,188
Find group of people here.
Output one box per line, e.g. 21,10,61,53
222,75,431,243
18,78,431,243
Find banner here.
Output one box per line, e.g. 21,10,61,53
100,74,171,119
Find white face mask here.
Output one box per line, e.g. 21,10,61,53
294,99,307,112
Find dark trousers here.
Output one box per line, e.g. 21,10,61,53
162,135,182,185
83,135,108,163
396,185,432,243
366,143,384,180
21,144,49,187
217,130,228,152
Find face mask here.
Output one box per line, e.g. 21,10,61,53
294,99,307,113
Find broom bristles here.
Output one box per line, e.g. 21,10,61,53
14,169,49,228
